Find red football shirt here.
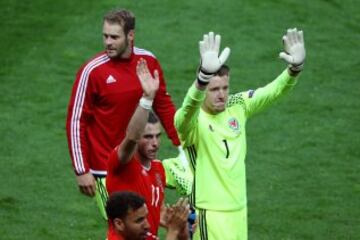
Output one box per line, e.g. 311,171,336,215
106,147,165,238
107,225,124,240
66,47,179,175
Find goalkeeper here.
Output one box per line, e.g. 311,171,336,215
174,29,306,240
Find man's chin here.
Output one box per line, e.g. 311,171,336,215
106,51,117,58
214,104,225,113
148,153,156,160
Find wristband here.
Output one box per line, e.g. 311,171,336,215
197,69,214,85
289,63,304,73
139,97,153,110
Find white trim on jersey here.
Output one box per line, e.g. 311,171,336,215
142,161,152,171
70,54,110,174
90,169,108,176
133,47,156,58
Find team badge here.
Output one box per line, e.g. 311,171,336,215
228,117,240,133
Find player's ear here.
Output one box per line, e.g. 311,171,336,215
114,218,126,231
128,30,135,42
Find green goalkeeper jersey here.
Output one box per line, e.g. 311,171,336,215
163,157,193,196
174,69,297,211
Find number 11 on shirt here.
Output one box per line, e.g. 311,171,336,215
151,184,160,207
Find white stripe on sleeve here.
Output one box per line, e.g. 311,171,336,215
70,54,109,174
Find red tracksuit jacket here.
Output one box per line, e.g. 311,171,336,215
66,47,180,175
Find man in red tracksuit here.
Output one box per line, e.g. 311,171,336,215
65,8,181,219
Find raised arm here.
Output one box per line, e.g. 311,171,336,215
117,58,160,164
279,28,306,76
238,28,306,118
175,32,230,138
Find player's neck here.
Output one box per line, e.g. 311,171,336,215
141,159,151,170
136,152,152,169
120,47,132,59
121,41,133,59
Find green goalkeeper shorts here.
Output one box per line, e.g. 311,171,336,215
193,207,247,240
94,176,108,220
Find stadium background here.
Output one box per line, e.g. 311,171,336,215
0,0,359,239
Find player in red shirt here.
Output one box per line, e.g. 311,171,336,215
106,58,180,239
106,191,190,240
106,191,151,240
65,9,182,218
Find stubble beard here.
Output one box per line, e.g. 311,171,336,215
107,37,130,59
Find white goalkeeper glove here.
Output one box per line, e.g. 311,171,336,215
198,32,230,85
279,28,306,72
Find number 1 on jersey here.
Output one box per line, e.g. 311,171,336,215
223,139,230,158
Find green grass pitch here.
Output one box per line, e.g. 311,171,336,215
0,0,359,239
